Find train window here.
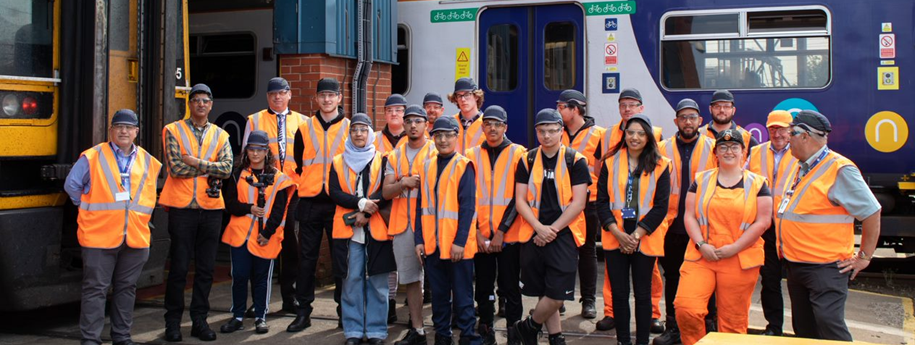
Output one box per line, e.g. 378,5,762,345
392,25,409,95
0,0,54,78
190,33,256,99
486,24,518,92
544,22,576,91
661,7,830,90
664,14,739,36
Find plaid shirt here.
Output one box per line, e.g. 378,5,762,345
164,119,233,208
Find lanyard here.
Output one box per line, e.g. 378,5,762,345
786,148,828,197
111,143,136,188
625,171,635,207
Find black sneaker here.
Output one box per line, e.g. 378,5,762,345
220,318,244,333
254,319,269,334
511,318,541,345
479,324,496,345
191,319,217,341
762,327,783,336
650,318,665,334
595,316,616,331
395,329,428,345
548,334,567,345
389,299,398,324
434,334,454,345
652,327,680,345
581,299,597,319
506,326,521,345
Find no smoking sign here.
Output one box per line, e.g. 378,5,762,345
880,34,895,59
604,43,618,65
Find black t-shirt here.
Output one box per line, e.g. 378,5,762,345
688,177,771,196
515,150,591,228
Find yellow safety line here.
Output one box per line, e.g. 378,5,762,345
903,296,915,345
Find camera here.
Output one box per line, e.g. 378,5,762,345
245,171,275,188
206,176,222,198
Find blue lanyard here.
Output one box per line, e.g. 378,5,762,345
111,143,136,187
786,148,828,196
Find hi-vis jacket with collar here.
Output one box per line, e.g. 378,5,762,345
465,143,526,241
247,109,308,178
518,145,588,247
295,114,350,197
159,120,230,210
562,121,605,202
658,135,718,223
327,152,390,241
387,140,437,236
221,170,296,259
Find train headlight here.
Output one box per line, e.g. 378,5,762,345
2,94,18,117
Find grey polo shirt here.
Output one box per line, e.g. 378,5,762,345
797,145,881,220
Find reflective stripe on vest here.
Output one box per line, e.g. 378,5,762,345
469,144,523,240
749,142,798,211
600,149,670,255
387,140,437,235
563,126,605,202
250,110,305,175
454,113,484,153
221,170,295,259
419,154,478,259
296,116,350,197
331,153,389,241
520,146,586,247
159,120,228,209
374,132,408,157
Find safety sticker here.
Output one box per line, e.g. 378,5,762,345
455,48,470,81
878,66,899,90
866,111,908,153
880,34,895,59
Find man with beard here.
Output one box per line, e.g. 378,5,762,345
424,93,445,130
698,90,758,154
653,99,719,345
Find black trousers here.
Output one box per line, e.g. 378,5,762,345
474,252,498,327
658,232,716,327
605,249,655,345
497,243,523,326
786,261,853,341
279,194,300,305
164,208,223,324
294,198,342,317
577,203,599,302
759,226,784,331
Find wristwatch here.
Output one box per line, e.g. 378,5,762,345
856,251,872,261
696,241,708,248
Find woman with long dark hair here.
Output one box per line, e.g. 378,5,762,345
219,130,296,334
596,114,671,345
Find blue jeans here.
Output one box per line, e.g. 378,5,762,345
229,243,274,319
426,252,481,344
342,240,389,340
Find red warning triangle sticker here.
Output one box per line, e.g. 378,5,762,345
457,51,469,62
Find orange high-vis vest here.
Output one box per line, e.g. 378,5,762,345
329,152,390,241
221,170,296,259
247,110,307,178
159,121,230,210
465,143,526,241
295,116,350,197
599,148,671,256
776,150,858,264
387,140,437,235
374,131,408,157
699,124,752,150
77,143,162,249
747,142,798,216
419,154,478,260
602,121,663,154
658,135,718,222
518,146,587,247
686,169,766,269
454,113,484,153
562,125,606,202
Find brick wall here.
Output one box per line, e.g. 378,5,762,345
279,53,393,284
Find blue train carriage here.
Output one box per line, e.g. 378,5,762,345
397,0,914,252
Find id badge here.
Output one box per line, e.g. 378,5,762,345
777,198,789,215
621,208,636,219
115,192,130,202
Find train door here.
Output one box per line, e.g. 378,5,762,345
478,4,584,147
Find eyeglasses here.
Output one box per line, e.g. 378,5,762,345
246,148,268,153
676,114,700,122
536,127,562,136
625,129,647,137
482,120,505,128
455,92,474,100
711,104,734,110
433,132,458,140
717,144,742,153
111,124,137,131
350,127,370,134
404,118,426,125
619,102,642,109
385,107,405,114
557,103,570,110
769,127,791,136
268,90,290,97
190,98,212,104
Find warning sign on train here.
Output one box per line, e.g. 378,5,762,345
880,34,895,59
455,48,471,81
604,43,618,65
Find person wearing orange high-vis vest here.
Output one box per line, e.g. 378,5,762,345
512,109,590,345
596,114,671,345
218,131,296,335
744,110,797,337
698,90,758,156
597,88,665,334
327,114,396,345
383,106,436,345
159,84,233,342
423,92,445,132
777,111,881,341
465,105,526,345
242,77,308,316
557,89,604,320
375,94,410,157
654,98,718,345
676,129,773,345
413,116,481,345
288,78,351,332
447,77,485,153
64,110,162,345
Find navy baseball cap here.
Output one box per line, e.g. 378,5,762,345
627,113,653,128
190,83,212,98
791,110,832,133
534,108,563,126
429,116,460,134
317,78,340,93
423,92,443,105
385,94,407,107
675,98,700,113
619,88,642,103
404,105,427,119
246,130,270,149
482,105,508,123
715,129,744,147
558,89,587,106
453,78,477,93
111,109,139,127
267,77,290,93
710,89,735,104
351,113,373,127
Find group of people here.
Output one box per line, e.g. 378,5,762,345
64,75,881,345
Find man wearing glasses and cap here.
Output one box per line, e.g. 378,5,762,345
375,94,410,157
64,109,162,345
776,110,881,341
447,78,485,153
160,84,233,342
424,92,445,128
698,90,758,154
244,77,309,318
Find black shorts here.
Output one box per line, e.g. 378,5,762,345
520,230,579,301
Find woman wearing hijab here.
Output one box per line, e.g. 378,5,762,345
675,129,772,345
219,130,297,334
327,113,396,345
